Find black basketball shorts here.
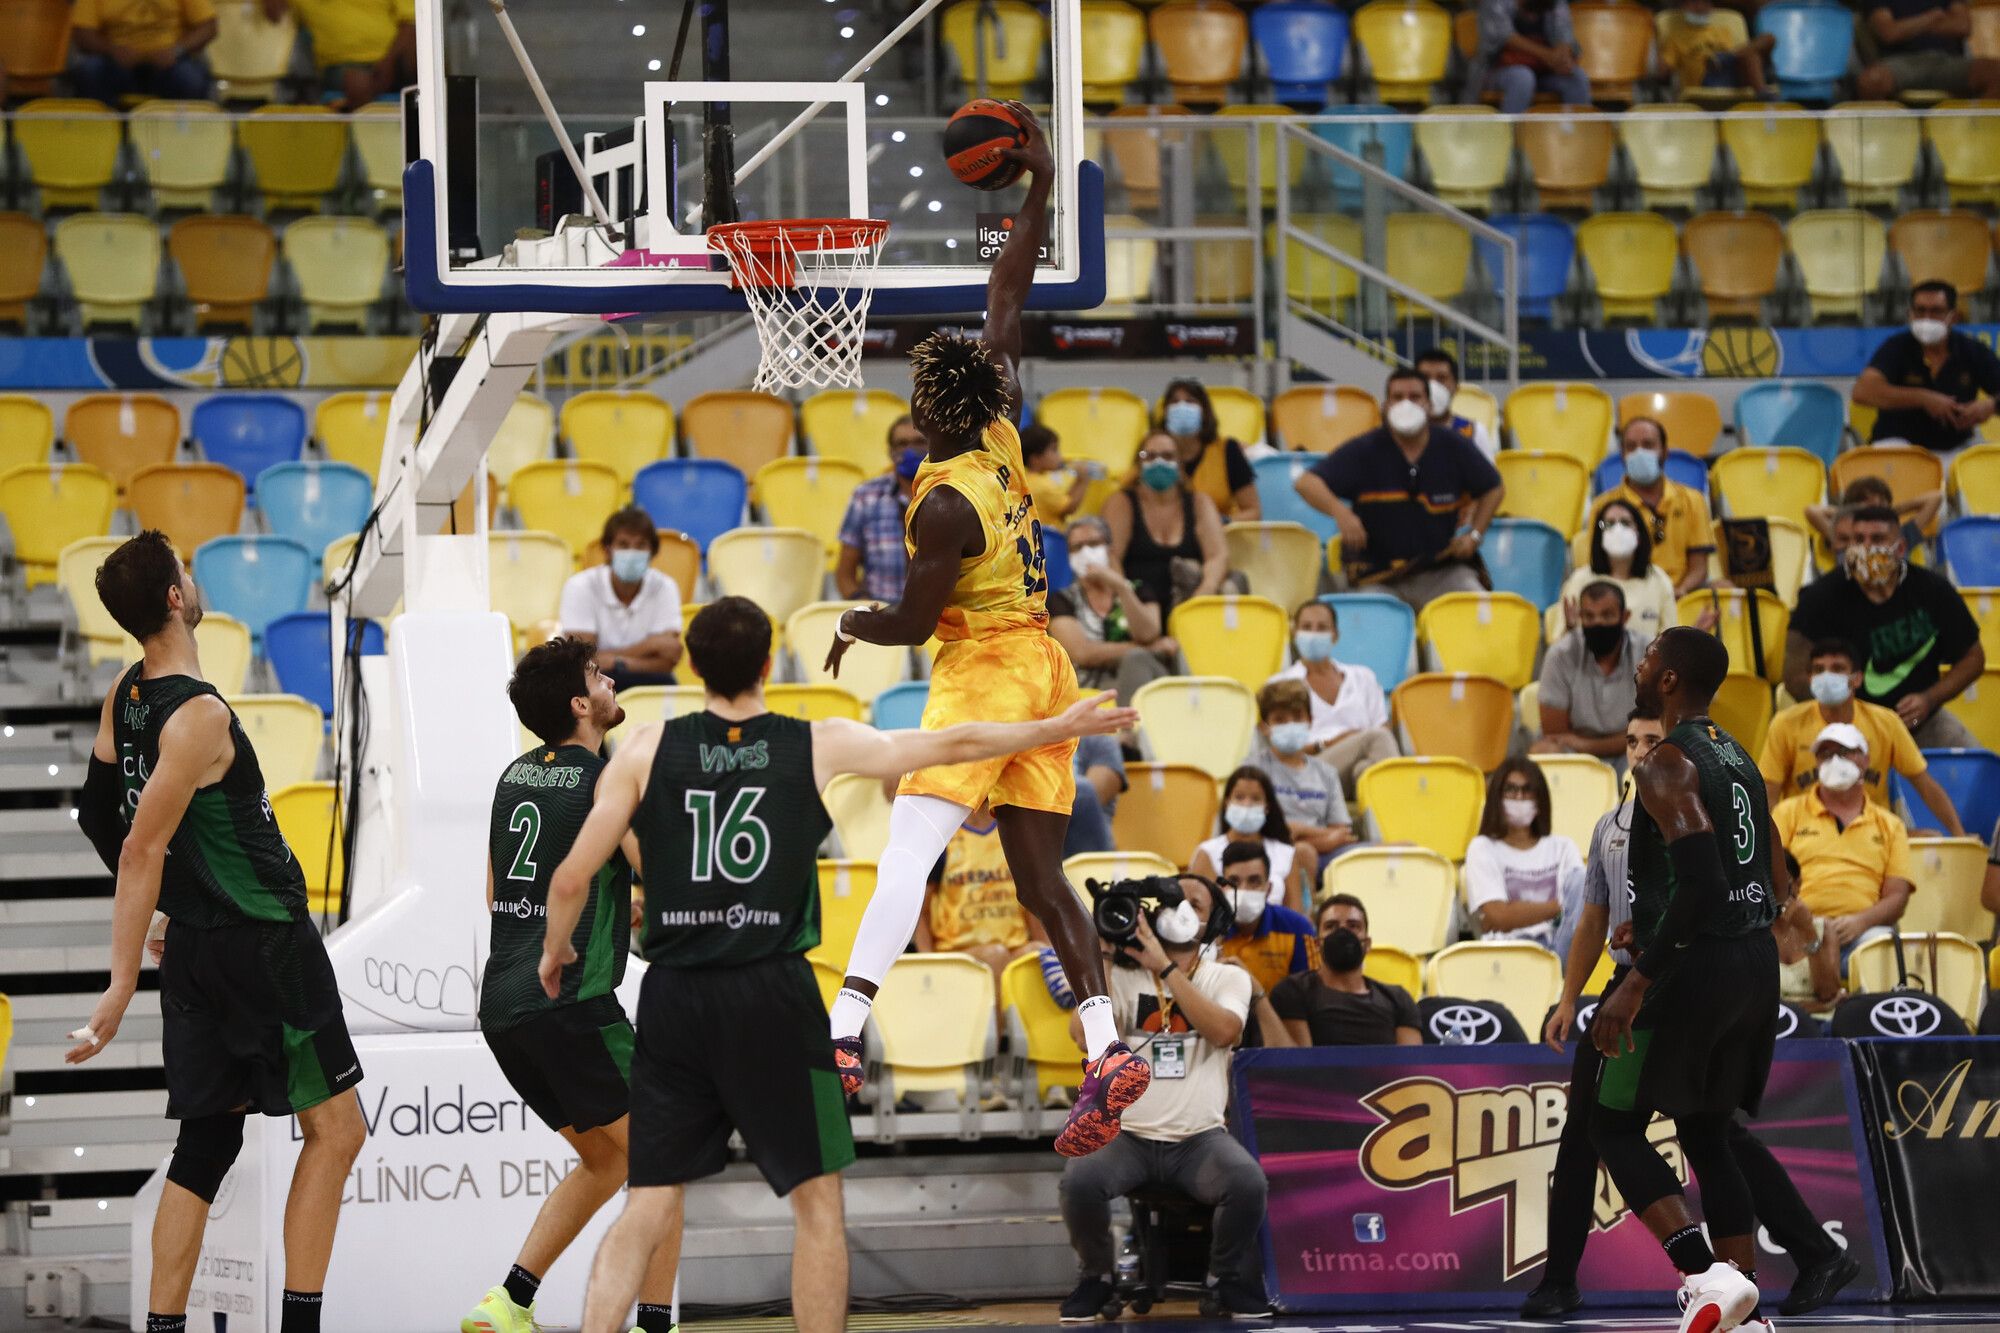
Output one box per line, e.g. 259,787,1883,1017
485,993,634,1134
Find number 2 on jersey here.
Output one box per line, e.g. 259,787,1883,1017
507,801,541,881
685,788,772,883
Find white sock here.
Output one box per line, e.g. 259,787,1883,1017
1078,994,1118,1061
828,793,969,1041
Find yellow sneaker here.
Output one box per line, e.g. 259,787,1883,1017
463,1286,539,1333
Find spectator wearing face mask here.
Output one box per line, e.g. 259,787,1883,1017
1266,601,1400,799
1259,895,1422,1047
1774,724,1916,962
556,506,684,686
1854,281,2000,459
1531,581,1644,769
1760,638,1961,832
1102,431,1233,612
1586,416,1715,599
1213,841,1320,1002
1244,679,1356,862
1558,498,1679,646
1188,767,1313,914
1807,476,1941,566
1047,515,1178,704
1296,366,1505,613
1022,423,1094,524
1414,347,1498,459
1786,505,1985,748
835,414,925,602
1160,379,1260,521
1463,759,1583,952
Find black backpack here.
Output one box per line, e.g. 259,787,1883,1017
1418,995,1528,1045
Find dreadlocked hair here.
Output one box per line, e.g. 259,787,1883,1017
909,333,1010,442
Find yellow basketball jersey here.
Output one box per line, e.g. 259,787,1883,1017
907,416,1050,641
929,818,1028,952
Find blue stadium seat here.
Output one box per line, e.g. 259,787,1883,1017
191,394,307,501
1315,106,1413,205
1593,448,1711,496
1941,516,2000,585
256,461,372,557
1319,593,1417,689
1893,748,2000,844
264,611,386,717
1042,525,1074,593
1755,1,1854,103
1253,453,1341,544
1480,518,1569,611
1252,1,1349,108
872,680,930,731
1476,215,1574,323
193,535,313,643
1733,381,1846,466
631,459,749,556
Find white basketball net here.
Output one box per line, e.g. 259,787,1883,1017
707,219,890,393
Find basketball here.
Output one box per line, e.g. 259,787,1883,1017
943,98,1029,190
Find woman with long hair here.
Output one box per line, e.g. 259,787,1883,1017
1462,758,1583,951
1557,496,1680,645
1187,766,1315,913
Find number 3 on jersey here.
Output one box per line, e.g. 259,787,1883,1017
685,788,772,883
1728,782,1756,866
1015,518,1047,598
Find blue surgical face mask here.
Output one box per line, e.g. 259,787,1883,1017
1268,721,1312,754
610,548,650,583
1810,671,1853,707
1163,400,1203,437
1224,803,1266,835
1624,447,1663,486
895,446,925,480
1295,630,1337,662
1140,459,1181,492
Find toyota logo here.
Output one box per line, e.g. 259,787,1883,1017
1867,995,1943,1038
1431,1005,1504,1045
1773,1004,1799,1039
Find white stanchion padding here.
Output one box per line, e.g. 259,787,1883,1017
131,1031,640,1332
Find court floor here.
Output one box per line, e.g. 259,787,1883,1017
677,1307,2000,1332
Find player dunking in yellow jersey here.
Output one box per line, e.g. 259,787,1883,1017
823,104,1149,1158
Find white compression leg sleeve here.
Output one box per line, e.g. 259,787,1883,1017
827,792,970,1040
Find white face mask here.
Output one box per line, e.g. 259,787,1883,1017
1809,671,1852,707
1070,543,1109,576
1153,900,1204,945
1227,887,1269,925
1385,398,1430,438
1910,317,1949,347
1600,522,1640,559
1818,755,1863,792
610,548,651,583
1503,798,1539,828
1224,803,1266,835
1427,379,1453,417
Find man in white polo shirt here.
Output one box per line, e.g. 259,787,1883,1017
558,506,684,688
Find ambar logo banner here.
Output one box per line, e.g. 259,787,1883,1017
1854,1038,2000,1300
1230,1043,1888,1313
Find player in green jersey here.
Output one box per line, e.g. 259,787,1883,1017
464,636,676,1333
72,531,365,1333
1591,627,1793,1333
536,595,1137,1333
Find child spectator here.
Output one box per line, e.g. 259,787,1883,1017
1022,423,1092,525
1660,0,1777,96
1244,679,1356,863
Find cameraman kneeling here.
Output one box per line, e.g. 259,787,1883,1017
1057,878,1271,1322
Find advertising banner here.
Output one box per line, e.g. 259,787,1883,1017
1231,1042,1888,1313
1853,1037,2000,1301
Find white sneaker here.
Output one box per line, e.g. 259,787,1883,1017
1676,1262,1760,1333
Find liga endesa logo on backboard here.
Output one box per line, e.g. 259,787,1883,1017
1356,1075,1684,1280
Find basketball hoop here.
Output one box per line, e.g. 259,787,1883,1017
707,218,890,392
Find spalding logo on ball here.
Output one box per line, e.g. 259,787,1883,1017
943,98,1030,190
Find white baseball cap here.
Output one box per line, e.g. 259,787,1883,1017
1812,721,1869,757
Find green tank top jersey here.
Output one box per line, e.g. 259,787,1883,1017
110,664,308,928
630,711,833,969
482,743,632,1031
1627,715,1779,955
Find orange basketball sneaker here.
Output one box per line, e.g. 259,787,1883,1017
1054,1040,1152,1158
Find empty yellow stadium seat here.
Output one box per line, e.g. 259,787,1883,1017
942,0,1046,101
1889,209,1991,304
1454,385,1500,437
271,780,343,915
1064,851,1180,888
1362,944,1424,994
0,395,55,473
1353,0,1452,103
765,683,865,723
506,461,624,560
1504,382,1614,468
1723,105,1819,207
789,601,908,703
684,391,795,477
1619,390,1723,458
241,106,349,211
1416,106,1510,209
314,392,391,479
1962,588,2000,663
284,217,389,331
15,99,119,209
1223,522,1323,613
823,774,892,862
1386,211,1472,311
872,952,998,1103
58,536,129,663
351,102,404,213
1393,672,1514,771
605,684,706,747
230,693,325,789
1903,837,1996,942
1002,951,1083,1102
1788,210,1886,321
808,859,877,973
1824,102,1921,206
1080,0,1147,104
1530,754,1620,858
1323,845,1459,956
1417,592,1541,690
1621,104,1719,209
801,389,911,473
1847,931,1986,1026
756,457,866,565
1576,212,1679,321
1133,676,1258,781
1425,940,1562,1029
1168,595,1289,691
132,101,234,209
1272,385,1378,451
128,463,245,557
810,956,844,1013
1677,590,1790,684
1037,387,1150,479
1201,386,1267,451
1214,105,1299,205
169,213,274,330
1685,210,1786,319
559,391,674,485
1572,1,1653,102
1926,100,2000,204
1355,755,1485,860
54,213,161,330
707,527,824,628
487,530,575,650
63,394,176,497
1517,106,1616,209
190,613,253,695
1712,447,1825,529
1114,762,1220,866
1,462,116,586
1951,443,2000,514
1104,104,1188,214
1944,668,2000,749
491,393,555,486
1149,0,1247,105
1276,214,1362,313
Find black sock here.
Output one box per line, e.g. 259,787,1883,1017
503,1264,542,1309
280,1289,323,1333
1663,1224,1715,1275
637,1302,674,1332
146,1316,187,1333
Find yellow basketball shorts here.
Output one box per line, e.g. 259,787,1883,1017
898,632,1080,815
